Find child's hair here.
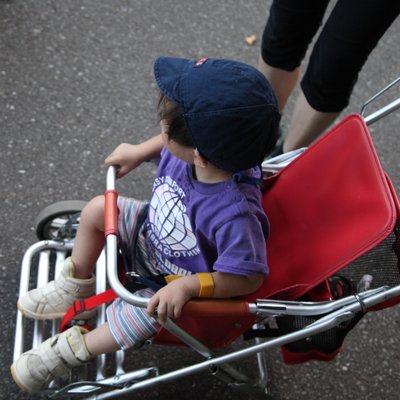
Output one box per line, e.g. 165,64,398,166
157,93,195,148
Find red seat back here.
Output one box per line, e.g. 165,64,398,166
255,114,397,300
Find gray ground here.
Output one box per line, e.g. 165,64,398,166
1,1,400,399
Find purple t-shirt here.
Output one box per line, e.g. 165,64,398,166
145,148,269,277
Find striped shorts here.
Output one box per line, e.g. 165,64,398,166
106,196,160,350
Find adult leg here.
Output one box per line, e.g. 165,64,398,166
259,0,330,112
284,0,400,151
283,92,339,152
258,57,300,113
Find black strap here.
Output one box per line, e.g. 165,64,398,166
233,172,261,187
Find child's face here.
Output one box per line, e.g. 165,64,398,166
161,120,195,164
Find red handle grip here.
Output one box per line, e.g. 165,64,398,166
181,299,250,317
104,189,118,237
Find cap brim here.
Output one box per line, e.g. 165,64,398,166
154,56,191,104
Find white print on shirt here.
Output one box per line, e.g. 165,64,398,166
148,177,200,258
153,176,186,199
153,250,193,276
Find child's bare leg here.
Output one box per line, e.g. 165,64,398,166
71,195,106,279
84,323,120,355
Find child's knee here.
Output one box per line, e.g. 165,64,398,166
80,195,105,228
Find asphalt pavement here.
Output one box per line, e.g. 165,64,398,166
1,1,400,399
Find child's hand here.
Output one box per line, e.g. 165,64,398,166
147,276,199,323
105,143,145,179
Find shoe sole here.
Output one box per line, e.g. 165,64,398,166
17,301,97,320
10,364,34,393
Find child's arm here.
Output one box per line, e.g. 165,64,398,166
105,134,164,178
210,271,264,297
147,272,263,323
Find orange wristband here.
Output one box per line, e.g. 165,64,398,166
197,273,215,297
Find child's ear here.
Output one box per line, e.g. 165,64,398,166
193,148,208,168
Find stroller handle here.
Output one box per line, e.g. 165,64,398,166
105,166,149,308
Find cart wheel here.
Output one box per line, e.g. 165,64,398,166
35,200,87,241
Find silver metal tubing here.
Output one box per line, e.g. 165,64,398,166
361,76,400,117
105,166,150,309
162,318,214,359
58,367,159,397
95,250,108,380
115,350,126,376
51,251,66,337
364,97,400,126
13,240,73,361
32,251,50,348
262,147,307,175
106,235,149,308
249,286,387,317
162,318,251,384
252,323,268,392
307,285,400,328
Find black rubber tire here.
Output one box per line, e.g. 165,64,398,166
35,200,87,240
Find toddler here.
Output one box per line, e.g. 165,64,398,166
11,56,280,393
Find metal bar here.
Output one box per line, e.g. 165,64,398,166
364,97,400,126
13,241,73,361
95,250,108,380
261,147,306,175
115,351,126,377
51,251,66,338
162,318,214,359
162,318,251,384
105,167,150,309
253,323,268,393
60,367,159,396
360,76,400,116
250,287,387,317
255,340,268,392
32,251,51,348
106,235,149,308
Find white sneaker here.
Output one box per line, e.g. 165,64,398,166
11,326,92,394
18,257,96,320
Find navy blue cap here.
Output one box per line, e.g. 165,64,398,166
154,56,280,172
